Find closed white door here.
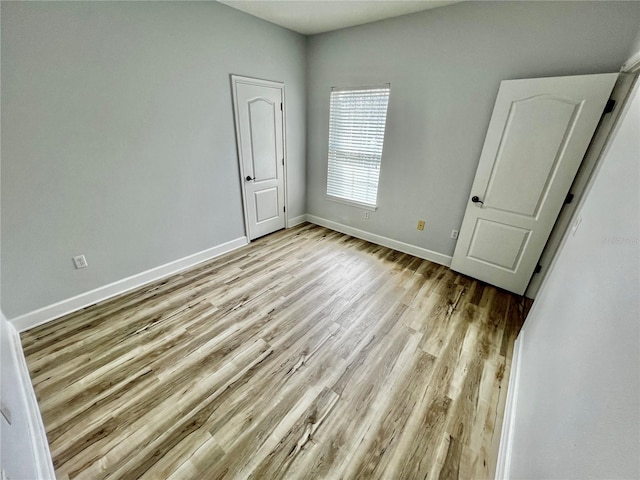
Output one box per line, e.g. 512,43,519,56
231,75,286,240
451,73,617,295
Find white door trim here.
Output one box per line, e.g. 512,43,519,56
230,74,288,239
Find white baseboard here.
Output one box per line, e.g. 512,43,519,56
10,215,451,332
287,214,308,227
495,334,522,480
306,214,452,267
5,318,56,479
10,237,248,333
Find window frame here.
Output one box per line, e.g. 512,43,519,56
325,83,391,210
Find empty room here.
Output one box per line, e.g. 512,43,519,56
1,1,639,479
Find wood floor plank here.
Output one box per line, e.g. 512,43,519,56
21,223,528,479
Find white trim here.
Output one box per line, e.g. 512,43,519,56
621,49,640,73
306,214,452,267
10,237,248,332
282,84,289,228
5,319,56,479
287,214,308,227
230,75,285,90
495,335,523,480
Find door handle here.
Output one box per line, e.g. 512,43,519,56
471,196,484,205
246,175,254,181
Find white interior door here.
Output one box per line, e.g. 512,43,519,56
451,73,617,295
231,75,286,240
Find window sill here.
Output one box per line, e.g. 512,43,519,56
325,195,378,211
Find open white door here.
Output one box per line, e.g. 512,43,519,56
231,75,286,240
451,73,617,295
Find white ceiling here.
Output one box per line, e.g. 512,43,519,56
217,0,464,35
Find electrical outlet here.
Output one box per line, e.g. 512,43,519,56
451,229,459,239
364,211,370,219
417,220,425,231
73,255,88,269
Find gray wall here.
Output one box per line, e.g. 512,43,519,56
508,78,639,480
306,1,640,257
1,1,306,318
3,1,640,319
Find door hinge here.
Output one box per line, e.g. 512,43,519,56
534,264,542,274
604,98,616,114
564,192,574,205
283,206,286,212
282,158,284,165
280,102,283,111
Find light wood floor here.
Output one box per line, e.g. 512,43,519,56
22,224,529,480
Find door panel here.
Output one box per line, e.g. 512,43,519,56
231,76,286,240
468,220,531,271
451,73,617,294
485,96,581,217
255,188,279,222
248,99,278,181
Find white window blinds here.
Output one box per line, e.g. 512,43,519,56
327,85,390,208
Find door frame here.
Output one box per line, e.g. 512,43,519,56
230,74,289,240
525,72,638,298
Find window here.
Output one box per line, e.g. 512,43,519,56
326,84,390,209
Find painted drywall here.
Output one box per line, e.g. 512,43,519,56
1,2,306,318
1,41,52,472
306,1,640,258
0,313,55,479
507,79,639,479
